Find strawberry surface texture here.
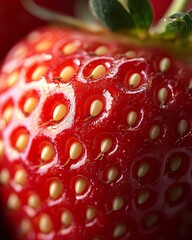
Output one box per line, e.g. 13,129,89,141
0,26,192,240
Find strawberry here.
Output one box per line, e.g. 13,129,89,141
0,0,192,240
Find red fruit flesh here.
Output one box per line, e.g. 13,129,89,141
0,27,192,240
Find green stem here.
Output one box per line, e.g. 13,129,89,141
21,0,103,33
151,0,187,33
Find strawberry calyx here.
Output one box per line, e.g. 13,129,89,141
90,0,192,40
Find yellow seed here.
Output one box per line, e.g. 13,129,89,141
0,140,4,158
138,190,150,204
13,46,27,58
69,142,83,160
23,97,38,114
90,100,104,117
177,119,188,136
127,111,138,126
125,50,136,58
168,185,183,202
60,66,75,81
28,194,40,209
100,138,113,153
2,106,13,124
89,65,106,79
31,66,47,81
53,104,67,122
39,214,53,233
149,125,160,140
7,71,19,87
15,134,29,152
159,57,171,73
49,180,63,199
112,196,124,211
107,166,119,182
75,177,87,195
138,162,149,178
144,213,158,228
7,193,20,210
40,144,55,162
20,219,32,235
61,210,73,227
0,168,10,185
95,46,108,56
14,169,28,186
113,224,127,238
86,207,96,221
63,42,78,55
170,156,182,172
158,88,168,104
129,73,141,89
188,79,192,90
35,40,52,52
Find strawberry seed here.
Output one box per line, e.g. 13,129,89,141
53,104,68,122
90,99,104,117
112,196,124,211
61,210,73,227
49,180,63,199
39,214,53,233
7,193,20,210
60,66,75,81
32,66,47,81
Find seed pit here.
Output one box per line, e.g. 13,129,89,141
83,59,111,80
20,90,39,116
41,94,69,126
11,127,30,152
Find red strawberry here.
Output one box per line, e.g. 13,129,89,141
0,1,192,240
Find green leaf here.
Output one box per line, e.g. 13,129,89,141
89,0,135,32
163,11,192,39
127,0,153,29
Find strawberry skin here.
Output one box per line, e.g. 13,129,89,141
0,27,192,240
